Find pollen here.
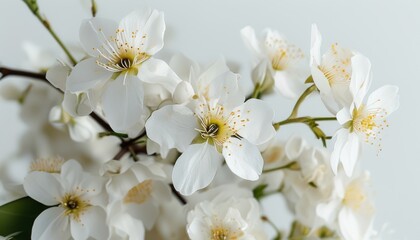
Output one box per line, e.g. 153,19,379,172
61,193,90,222
343,183,365,211
318,43,353,86
195,103,249,149
210,226,243,240
123,180,153,204
94,26,150,73
265,36,304,71
30,156,65,173
352,104,388,152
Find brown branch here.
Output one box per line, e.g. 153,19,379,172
0,67,46,81
170,184,187,205
0,66,113,132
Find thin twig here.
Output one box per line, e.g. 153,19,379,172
170,184,187,205
0,66,114,132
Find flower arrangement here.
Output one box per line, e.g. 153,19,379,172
0,1,399,240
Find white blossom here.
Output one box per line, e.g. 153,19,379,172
241,26,307,98
186,186,267,240
146,97,275,195
23,160,109,240
331,55,399,176
67,9,181,134
310,24,368,114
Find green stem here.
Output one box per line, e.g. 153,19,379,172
273,117,307,130
312,117,337,121
98,132,128,139
249,83,262,99
263,161,300,173
261,216,282,240
91,0,97,17
22,0,77,65
288,84,316,119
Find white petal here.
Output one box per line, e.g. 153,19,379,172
125,200,158,230
32,207,70,240
139,58,181,93
366,85,399,115
349,54,372,107
198,58,229,88
102,73,144,133
251,59,270,86
62,91,93,117
338,207,363,240
273,70,306,99
68,118,94,142
310,24,322,66
60,160,84,190
119,9,165,55
311,65,340,114
169,53,200,82
235,99,276,145
23,172,61,206
80,206,109,240
70,218,89,240
336,108,352,125
311,65,331,95
311,24,322,65
241,26,263,57
172,143,222,195
341,132,361,176
208,71,244,109
285,135,307,159
79,17,118,56
331,129,349,175
145,104,198,157
143,82,171,108
46,64,70,92
223,137,263,181
172,80,195,104
67,58,111,93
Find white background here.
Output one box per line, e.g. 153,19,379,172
0,0,418,239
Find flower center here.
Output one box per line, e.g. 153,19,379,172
94,27,150,73
61,193,90,222
265,36,304,71
117,57,133,69
211,226,242,240
318,43,352,86
66,200,78,210
351,105,388,150
343,183,365,211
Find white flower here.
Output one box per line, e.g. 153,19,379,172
23,160,109,240
331,55,399,176
67,9,181,134
146,98,275,195
187,190,267,240
49,105,96,142
46,63,95,117
310,24,366,114
241,26,307,98
101,158,171,239
171,54,244,108
316,171,375,240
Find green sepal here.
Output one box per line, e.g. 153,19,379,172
252,184,268,201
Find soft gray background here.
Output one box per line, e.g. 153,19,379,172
0,0,418,239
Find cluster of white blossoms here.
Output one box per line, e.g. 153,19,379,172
0,3,399,240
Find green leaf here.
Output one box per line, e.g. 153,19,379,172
252,184,268,200
0,197,49,240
